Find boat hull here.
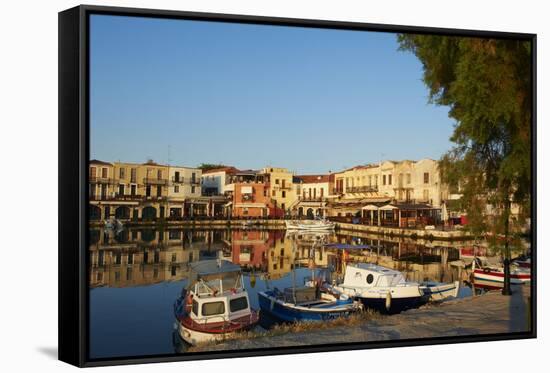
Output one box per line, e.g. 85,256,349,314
356,295,427,314
177,312,258,346
473,269,530,284
421,281,460,301
258,292,357,323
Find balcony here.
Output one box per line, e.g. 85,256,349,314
272,184,292,190
89,176,114,184
172,176,184,184
143,178,169,186
89,194,143,201
299,196,327,202
346,186,378,193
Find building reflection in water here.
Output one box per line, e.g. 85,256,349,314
89,227,520,289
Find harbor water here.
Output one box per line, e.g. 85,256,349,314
88,227,522,359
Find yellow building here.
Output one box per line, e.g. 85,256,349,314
261,167,298,215
90,159,227,221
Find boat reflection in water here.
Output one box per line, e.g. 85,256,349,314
87,227,528,358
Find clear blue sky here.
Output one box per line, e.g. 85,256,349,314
90,14,455,174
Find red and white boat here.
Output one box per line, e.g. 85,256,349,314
174,259,259,345
472,257,531,285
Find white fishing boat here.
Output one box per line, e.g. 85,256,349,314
285,219,335,231
174,259,259,345
331,263,460,314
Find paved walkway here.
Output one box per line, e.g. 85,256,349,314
190,286,531,352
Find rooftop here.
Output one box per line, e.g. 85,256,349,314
295,174,331,183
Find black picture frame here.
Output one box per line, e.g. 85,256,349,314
58,4,537,367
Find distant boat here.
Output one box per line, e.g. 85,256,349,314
332,263,460,314
174,259,259,345
285,219,335,231
472,257,531,285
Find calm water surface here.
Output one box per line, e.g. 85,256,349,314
89,227,513,359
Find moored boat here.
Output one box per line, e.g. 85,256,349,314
332,263,460,314
174,259,259,345
472,257,531,285
285,219,335,231
258,286,361,323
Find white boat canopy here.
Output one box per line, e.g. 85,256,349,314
361,204,380,211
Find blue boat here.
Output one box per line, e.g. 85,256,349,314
258,286,361,323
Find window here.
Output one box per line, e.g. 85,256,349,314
382,175,386,185
230,297,249,312
368,176,372,186
388,175,392,185
275,179,280,184
263,189,267,197
191,186,196,194
130,168,137,183
424,172,430,184
192,300,199,316
202,301,225,316
101,168,108,178
375,175,378,186
191,172,196,183
171,253,177,262
90,167,96,178
119,168,125,179
282,191,286,198
157,185,162,197
366,274,374,284
174,185,179,193
174,171,180,182
157,169,162,179
118,184,124,196
131,184,136,196
272,190,276,196
406,173,411,184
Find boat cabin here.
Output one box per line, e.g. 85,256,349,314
186,259,252,322
341,263,408,289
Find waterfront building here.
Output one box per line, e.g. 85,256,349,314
89,160,115,204
327,159,447,220
261,167,298,217
200,166,240,196
231,182,271,217
90,160,222,221
294,174,333,218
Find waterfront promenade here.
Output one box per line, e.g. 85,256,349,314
91,218,472,240
189,286,531,352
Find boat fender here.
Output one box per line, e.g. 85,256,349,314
385,291,392,311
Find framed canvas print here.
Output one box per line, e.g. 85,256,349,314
58,4,537,367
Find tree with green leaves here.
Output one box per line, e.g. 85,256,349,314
197,163,227,172
398,34,532,294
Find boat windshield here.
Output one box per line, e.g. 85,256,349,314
192,272,242,296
